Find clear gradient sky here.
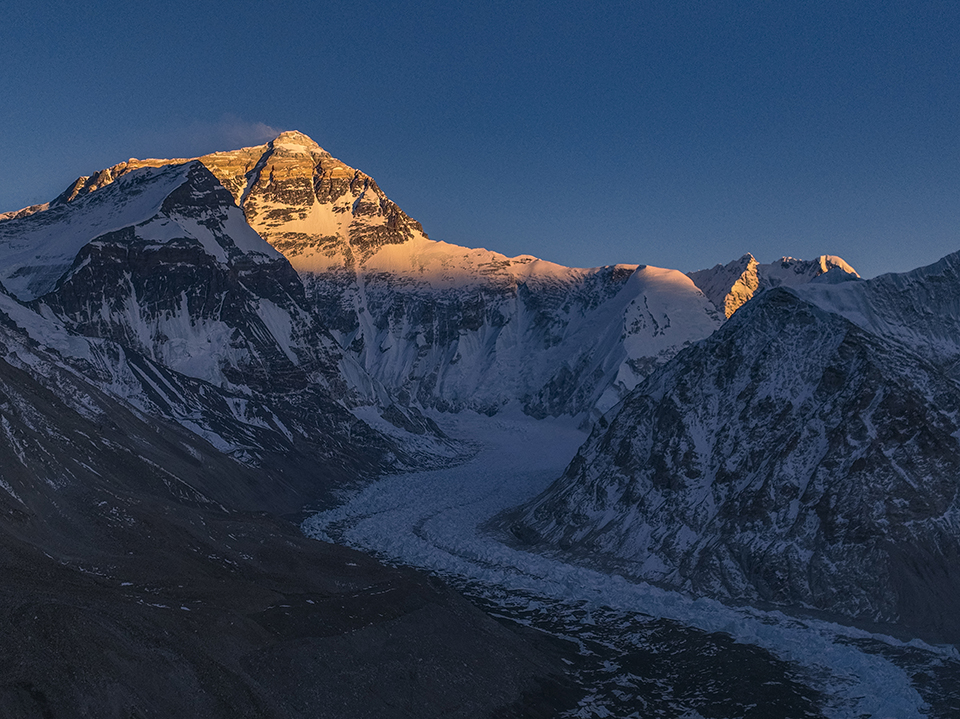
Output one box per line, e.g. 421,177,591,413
2,1,958,278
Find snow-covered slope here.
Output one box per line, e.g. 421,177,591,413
0,278,405,509
12,132,859,421
6,133,723,418
0,162,308,387
797,249,960,378
308,257,724,419
687,253,859,318
0,162,264,302
0,159,459,480
510,285,960,641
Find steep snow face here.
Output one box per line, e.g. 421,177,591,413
797,249,960,378
3,132,855,420
2,161,323,393
306,258,723,419
0,162,282,301
688,253,859,318
0,164,206,301
0,160,458,476
512,287,960,641
0,283,284,512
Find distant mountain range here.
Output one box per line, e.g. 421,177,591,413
0,130,857,426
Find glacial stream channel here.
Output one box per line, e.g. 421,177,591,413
303,412,960,719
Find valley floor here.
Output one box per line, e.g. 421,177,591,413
303,413,960,719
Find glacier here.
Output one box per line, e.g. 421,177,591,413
304,412,954,718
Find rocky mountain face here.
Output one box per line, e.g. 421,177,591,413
27,131,858,421
0,301,575,718
798,249,960,378
0,280,389,512
687,252,859,318
0,157,459,480
1,129,952,709
306,259,728,419
510,274,960,642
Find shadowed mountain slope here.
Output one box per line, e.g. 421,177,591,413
510,284,960,643
0,298,576,718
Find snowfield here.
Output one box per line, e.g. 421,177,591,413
304,412,958,719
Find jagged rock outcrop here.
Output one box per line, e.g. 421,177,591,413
511,283,960,641
687,253,859,318
12,132,859,422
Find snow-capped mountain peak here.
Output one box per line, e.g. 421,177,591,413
0,161,282,302
687,252,859,318
268,129,327,154
0,132,858,422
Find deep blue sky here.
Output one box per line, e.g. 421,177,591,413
2,1,958,278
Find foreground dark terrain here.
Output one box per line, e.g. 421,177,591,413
0,342,577,717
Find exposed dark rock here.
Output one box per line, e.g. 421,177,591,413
512,288,960,643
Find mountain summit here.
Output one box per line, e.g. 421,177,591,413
1,131,859,421
687,253,859,318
